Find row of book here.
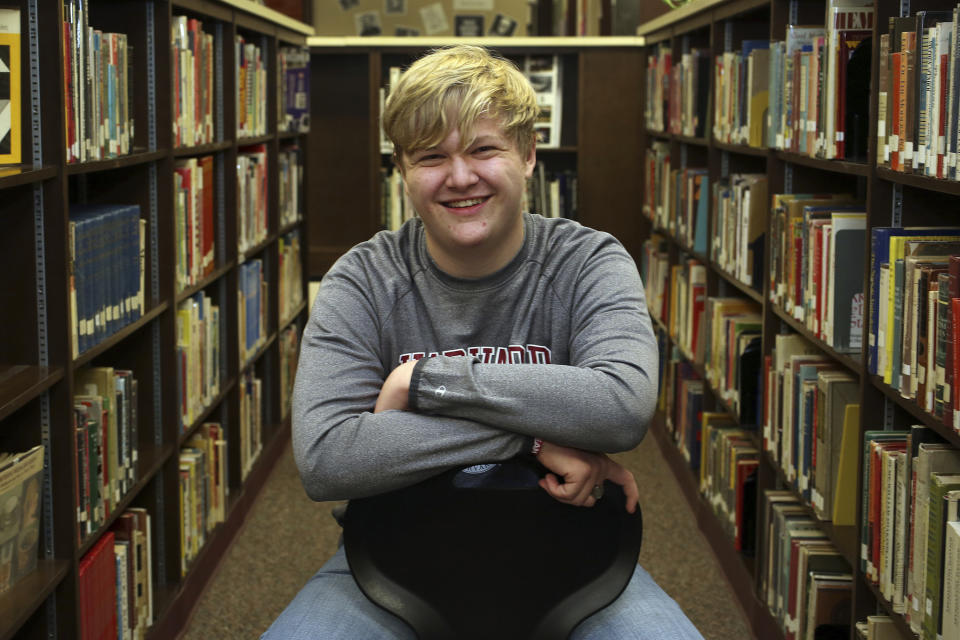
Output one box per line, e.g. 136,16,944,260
641,143,709,254
235,35,266,138
278,145,303,228
655,333,857,639
700,412,759,554
878,7,960,178
641,244,766,427
643,5,874,160
63,0,135,163
711,173,768,292
179,423,227,577
238,369,263,482
172,15,214,148
859,427,960,640
74,366,140,544
278,46,310,134
174,155,215,292
523,163,578,220
869,229,960,431
278,230,303,325
380,166,411,232
643,46,710,139
176,292,222,433
759,490,852,640
237,144,268,253
649,290,764,450
0,445,43,594
643,160,768,296
764,333,860,526
78,507,153,640
238,259,267,366
768,194,867,354
69,204,145,357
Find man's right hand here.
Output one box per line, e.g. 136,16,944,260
535,441,639,513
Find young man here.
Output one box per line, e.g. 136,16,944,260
263,45,703,639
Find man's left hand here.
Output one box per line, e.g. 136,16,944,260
374,360,418,413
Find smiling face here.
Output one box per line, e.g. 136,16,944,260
401,115,536,278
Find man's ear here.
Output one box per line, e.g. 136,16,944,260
524,140,537,179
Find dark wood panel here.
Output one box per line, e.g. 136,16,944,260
307,53,377,279
577,49,644,260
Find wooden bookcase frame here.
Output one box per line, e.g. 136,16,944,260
638,0,960,638
0,1,312,639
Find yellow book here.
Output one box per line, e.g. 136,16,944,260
0,8,21,165
831,404,860,525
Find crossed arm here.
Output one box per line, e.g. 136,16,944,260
376,360,640,513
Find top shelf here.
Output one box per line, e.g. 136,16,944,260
307,35,647,50
171,0,315,36
636,0,770,37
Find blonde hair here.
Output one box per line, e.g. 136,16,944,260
382,45,538,163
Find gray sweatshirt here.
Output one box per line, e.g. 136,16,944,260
292,213,658,502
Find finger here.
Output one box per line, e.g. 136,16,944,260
541,474,575,503
604,463,640,513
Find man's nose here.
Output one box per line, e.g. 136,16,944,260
445,155,479,189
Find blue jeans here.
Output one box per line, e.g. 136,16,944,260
261,546,704,639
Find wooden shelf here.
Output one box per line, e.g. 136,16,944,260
713,140,770,157
0,365,64,422
0,165,58,189
775,150,871,176
172,141,233,157
770,305,864,376
64,149,167,174
0,559,70,640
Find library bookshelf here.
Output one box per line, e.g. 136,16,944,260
0,1,311,639
639,0,960,639
303,36,646,279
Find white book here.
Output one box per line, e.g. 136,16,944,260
942,521,960,640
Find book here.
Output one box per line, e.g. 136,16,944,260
943,520,960,640
0,445,43,594
924,473,960,640
909,444,960,633
832,403,860,526
0,8,20,165
813,371,858,521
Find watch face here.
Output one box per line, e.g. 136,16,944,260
460,463,498,475
451,461,541,490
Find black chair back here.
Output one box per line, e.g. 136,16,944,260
343,459,643,640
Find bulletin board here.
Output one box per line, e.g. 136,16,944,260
311,0,530,37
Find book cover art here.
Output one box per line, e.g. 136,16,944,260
0,8,20,165
0,445,43,593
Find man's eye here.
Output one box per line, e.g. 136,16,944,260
473,146,497,155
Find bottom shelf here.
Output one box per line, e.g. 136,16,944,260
146,421,292,640
649,415,781,640
0,558,70,640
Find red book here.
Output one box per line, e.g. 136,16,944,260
891,51,902,171
938,55,949,178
